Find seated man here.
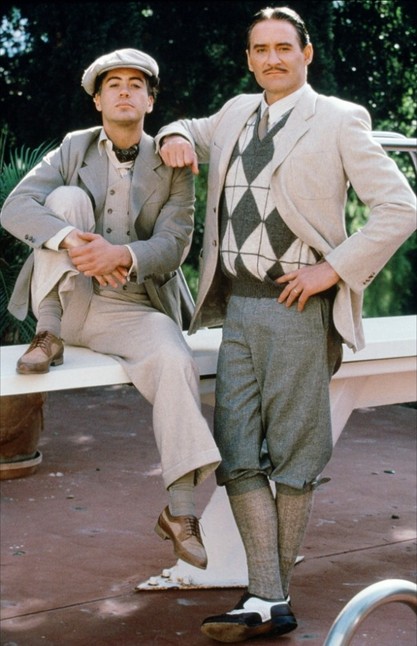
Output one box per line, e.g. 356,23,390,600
1,48,221,570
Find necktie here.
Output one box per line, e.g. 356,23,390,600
113,143,139,163
258,108,269,140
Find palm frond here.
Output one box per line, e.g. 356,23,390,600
0,131,57,204
0,259,36,344
0,130,57,344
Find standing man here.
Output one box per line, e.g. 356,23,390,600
1,48,221,571
157,7,416,642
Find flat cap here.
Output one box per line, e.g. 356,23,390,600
81,48,159,95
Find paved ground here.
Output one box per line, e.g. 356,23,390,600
0,386,416,645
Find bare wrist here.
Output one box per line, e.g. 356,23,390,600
121,245,133,268
60,230,81,249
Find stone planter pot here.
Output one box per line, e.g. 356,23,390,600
0,393,46,479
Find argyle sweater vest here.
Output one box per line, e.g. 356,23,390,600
219,107,320,297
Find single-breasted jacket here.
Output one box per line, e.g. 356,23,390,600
1,127,195,336
157,84,416,351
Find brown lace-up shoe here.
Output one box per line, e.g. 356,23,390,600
16,331,64,374
155,506,208,569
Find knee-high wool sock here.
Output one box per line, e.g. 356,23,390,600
228,485,285,600
275,485,314,598
36,284,62,338
168,470,196,517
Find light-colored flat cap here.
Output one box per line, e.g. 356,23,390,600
81,48,159,95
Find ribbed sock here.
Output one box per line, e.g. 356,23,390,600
168,470,196,517
276,485,314,597
36,285,62,338
228,484,284,600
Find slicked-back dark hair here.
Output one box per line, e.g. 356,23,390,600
246,6,311,50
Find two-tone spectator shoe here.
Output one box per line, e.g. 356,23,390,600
155,506,207,570
200,591,297,642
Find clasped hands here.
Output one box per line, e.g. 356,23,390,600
60,230,131,288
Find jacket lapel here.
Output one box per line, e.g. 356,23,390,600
270,85,318,171
217,95,262,181
78,144,108,216
130,132,161,214
216,86,318,181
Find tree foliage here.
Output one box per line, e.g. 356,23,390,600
0,0,340,146
1,1,414,143
332,0,416,136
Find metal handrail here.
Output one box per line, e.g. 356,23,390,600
375,133,417,172
323,579,417,646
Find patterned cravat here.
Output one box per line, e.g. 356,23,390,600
257,108,269,140
112,143,139,163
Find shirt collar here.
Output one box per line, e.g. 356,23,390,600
261,83,308,126
97,128,135,170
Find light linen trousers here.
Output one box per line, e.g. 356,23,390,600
31,186,221,488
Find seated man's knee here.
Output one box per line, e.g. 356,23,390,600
45,186,94,229
160,343,197,377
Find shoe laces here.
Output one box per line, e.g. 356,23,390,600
28,331,55,352
184,516,202,539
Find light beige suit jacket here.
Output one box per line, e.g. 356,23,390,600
1,127,195,334
157,85,416,350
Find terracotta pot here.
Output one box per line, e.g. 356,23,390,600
0,393,47,479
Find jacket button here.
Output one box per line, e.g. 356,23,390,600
110,189,115,195
106,227,112,234
212,240,217,247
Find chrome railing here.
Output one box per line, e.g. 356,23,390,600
323,578,417,646
373,131,417,172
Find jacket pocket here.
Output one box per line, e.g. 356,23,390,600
144,272,182,328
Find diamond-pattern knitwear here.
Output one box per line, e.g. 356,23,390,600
219,107,321,296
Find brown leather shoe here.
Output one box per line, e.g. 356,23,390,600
16,331,64,375
155,506,208,569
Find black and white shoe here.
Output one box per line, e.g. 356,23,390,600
200,591,297,642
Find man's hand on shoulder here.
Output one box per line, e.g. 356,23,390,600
160,135,199,175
